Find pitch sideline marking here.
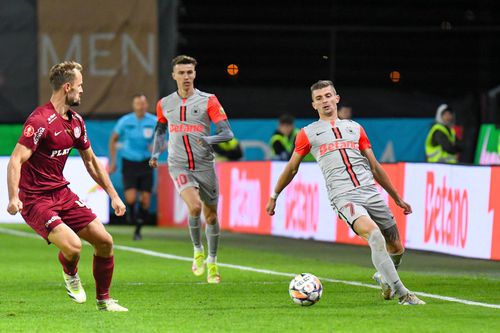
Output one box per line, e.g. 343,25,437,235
1,227,499,310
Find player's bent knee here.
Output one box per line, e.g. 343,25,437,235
189,202,202,216
205,213,218,225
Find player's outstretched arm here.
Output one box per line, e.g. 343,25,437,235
361,148,412,215
201,120,234,145
78,147,126,216
149,121,167,168
266,152,305,216
108,132,120,174
6,144,33,215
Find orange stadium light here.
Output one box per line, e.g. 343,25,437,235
390,70,401,83
227,64,239,76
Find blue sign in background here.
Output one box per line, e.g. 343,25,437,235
85,117,434,212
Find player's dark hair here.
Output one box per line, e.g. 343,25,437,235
171,55,197,70
49,61,83,91
310,80,337,96
132,93,147,100
279,114,295,125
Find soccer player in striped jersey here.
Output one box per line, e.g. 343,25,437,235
266,80,425,305
149,55,234,284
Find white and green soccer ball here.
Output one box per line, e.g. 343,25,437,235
289,273,323,306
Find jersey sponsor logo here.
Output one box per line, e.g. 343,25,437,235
319,141,359,156
23,125,35,137
424,171,468,248
54,131,63,136
47,113,57,124
73,126,81,139
33,127,45,145
45,215,61,228
169,123,204,133
50,148,72,157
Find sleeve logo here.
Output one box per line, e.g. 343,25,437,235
219,107,226,115
33,127,45,145
23,125,35,137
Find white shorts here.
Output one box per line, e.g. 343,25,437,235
169,167,219,206
332,185,396,234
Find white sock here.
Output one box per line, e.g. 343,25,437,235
368,229,409,298
207,255,217,264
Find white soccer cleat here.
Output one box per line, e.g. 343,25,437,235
372,272,393,300
62,271,87,303
398,292,426,305
96,299,129,312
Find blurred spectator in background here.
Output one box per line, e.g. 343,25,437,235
338,105,352,120
269,114,299,160
425,104,461,163
108,94,156,240
213,138,243,161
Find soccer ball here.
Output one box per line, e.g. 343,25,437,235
289,273,323,306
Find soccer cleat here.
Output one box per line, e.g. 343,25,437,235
207,262,221,284
96,298,129,312
133,232,142,241
372,272,393,300
398,293,426,305
62,271,86,303
192,249,205,276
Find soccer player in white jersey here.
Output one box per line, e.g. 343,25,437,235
266,80,425,305
149,55,234,283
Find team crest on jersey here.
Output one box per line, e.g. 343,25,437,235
143,127,153,138
73,126,81,139
23,125,34,137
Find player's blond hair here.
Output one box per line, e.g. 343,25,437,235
49,61,83,91
171,55,197,70
310,80,337,97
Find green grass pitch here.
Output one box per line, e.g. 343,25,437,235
0,223,499,333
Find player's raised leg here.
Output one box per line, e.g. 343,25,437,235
180,187,205,276
48,223,86,304
353,216,425,305
203,202,220,284
78,219,128,312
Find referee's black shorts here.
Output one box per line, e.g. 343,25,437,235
122,158,153,192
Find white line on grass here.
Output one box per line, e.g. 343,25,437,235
1,227,499,309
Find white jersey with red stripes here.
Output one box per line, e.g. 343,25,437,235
156,89,227,171
294,118,375,200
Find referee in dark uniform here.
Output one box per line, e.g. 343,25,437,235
109,94,157,240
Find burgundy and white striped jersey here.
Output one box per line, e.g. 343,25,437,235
294,118,375,199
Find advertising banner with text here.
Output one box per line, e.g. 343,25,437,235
37,0,159,116
156,162,500,260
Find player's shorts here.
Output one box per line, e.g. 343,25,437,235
19,186,97,242
169,166,219,206
122,158,153,192
331,185,396,234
